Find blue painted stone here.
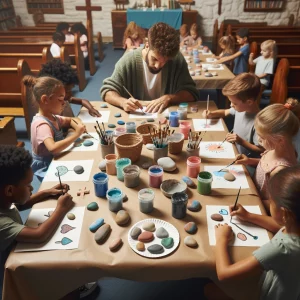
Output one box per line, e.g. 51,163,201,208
75,138,82,143
184,222,197,234
89,218,104,232
182,176,195,188
117,120,125,125
101,104,108,108
108,124,116,128
147,118,154,122
187,200,201,212
219,209,228,215
114,113,121,117
83,140,94,146
87,202,99,211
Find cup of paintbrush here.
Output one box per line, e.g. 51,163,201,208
95,125,115,159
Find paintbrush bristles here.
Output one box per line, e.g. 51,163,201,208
187,130,202,149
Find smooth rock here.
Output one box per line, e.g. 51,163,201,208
74,165,84,174
211,213,224,222
94,224,111,244
147,118,154,122
74,143,82,147
98,160,106,171
141,161,152,169
136,242,145,251
187,200,201,212
161,237,174,249
204,72,213,77
142,222,156,232
157,157,177,172
114,113,121,117
117,120,125,125
184,222,197,234
108,124,116,128
184,236,198,248
83,140,94,147
115,210,130,225
146,143,155,150
101,104,108,108
109,238,122,251
87,202,99,211
156,227,169,238
130,227,142,239
224,172,236,181
75,138,82,143
147,244,164,254
138,231,154,243
89,218,104,232
67,213,75,220
182,176,196,188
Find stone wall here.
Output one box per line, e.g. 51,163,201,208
12,0,300,38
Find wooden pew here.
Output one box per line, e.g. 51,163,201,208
0,31,54,37
287,66,300,93
226,24,299,35
0,59,33,137
277,55,300,65
251,36,300,43
0,117,23,147
235,29,300,37
258,43,300,55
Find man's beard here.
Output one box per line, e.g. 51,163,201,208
145,51,163,74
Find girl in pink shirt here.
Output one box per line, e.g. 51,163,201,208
123,21,144,50
23,76,86,180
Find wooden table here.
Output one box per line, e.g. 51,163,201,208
3,102,264,300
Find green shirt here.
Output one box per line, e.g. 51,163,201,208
100,48,199,101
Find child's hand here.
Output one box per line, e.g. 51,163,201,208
229,204,250,222
226,133,241,144
74,122,86,136
250,53,254,58
215,224,234,245
202,109,211,118
234,154,250,165
122,98,143,112
57,193,74,213
88,107,101,117
47,183,70,197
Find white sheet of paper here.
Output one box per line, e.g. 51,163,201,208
129,106,158,119
206,58,217,63
77,110,110,123
63,132,99,152
43,160,94,182
204,165,249,189
200,141,235,159
15,207,85,252
201,63,225,70
193,119,225,131
206,205,270,247
199,50,212,55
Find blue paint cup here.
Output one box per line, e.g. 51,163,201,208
93,173,109,197
106,187,123,212
169,111,179,127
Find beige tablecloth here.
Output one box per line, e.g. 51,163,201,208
3,102,264,300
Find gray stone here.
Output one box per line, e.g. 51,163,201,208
157,157,177,172
67,213,75,220
108,124,116,128
98,160,106,171
156,227,169,238
74,165,84,174
101,104,108,108
147,118,154,122
184,236,198,248
114,113,121,117
147,244,164,254
130,227,142,239
94,224,111,244
224,172,236,181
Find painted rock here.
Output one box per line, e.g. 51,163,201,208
157,157,177,172
159,118,167,125
74,143,82,147
187,200,201,212
161,237,174,249
101,104,108,108
138,231,154,243
156,227,169,239
184,236,198,248
114,113,121,117
109,238,122,251
211,213,224,222
117,120,125,125
74,165,84,174
130,227,142,239
98,160,106,171
136,242,145,251
184,222,197,234
108,124,116,128
94,224,111,244
89,218,104,232
87,202,99,211
75,138,82,143
224,172,236,181
67,213,75,220
147,118,154,122
142,222,156,232
182,176,195,188
141,161,152,169
83,140,94,147
147,244,164,254
146,143,155,150
122,194,128,202
115,210,130,225
204,72,213,77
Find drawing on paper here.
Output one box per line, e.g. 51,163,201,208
219,209,228,215
55,165,84,177
206,143,225,152
237,233,247,241
60,224,76,234
55,237,73,246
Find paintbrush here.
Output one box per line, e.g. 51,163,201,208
217,129,233,148
123,85,145,115
231,186,241,222
206,94,209,127
56,167,64,195
72,118,98,141
218,153,251,172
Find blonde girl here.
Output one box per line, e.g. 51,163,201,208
214,35,235,69
23,75,85,180
249,39,277,88
181,23,202,47
123,21,144,50
211,165,300,300
179,24,189,43
235,103,299,207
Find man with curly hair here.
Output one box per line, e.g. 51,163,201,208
100,22,199,113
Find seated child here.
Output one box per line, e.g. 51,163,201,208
50,32,65,58
71,23,89,69
181,23,202,47
38,59,101,117
215,28,250,75
123,21,144,50
213,165,300,300
179,24,189,43
56,22,74,43
202,73,263,158
213,35,235,70
22,75,86,180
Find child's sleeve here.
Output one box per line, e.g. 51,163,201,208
56,115,71,128
35,123,55,144
264,59,274,74
80,34,88,44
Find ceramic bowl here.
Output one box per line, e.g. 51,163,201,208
160,179,187,198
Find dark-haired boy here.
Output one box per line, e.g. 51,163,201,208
101,22,199,113
50,32,65,58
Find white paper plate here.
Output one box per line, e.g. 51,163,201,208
128,218,180,258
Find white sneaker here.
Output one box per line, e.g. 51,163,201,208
79,282,98,299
